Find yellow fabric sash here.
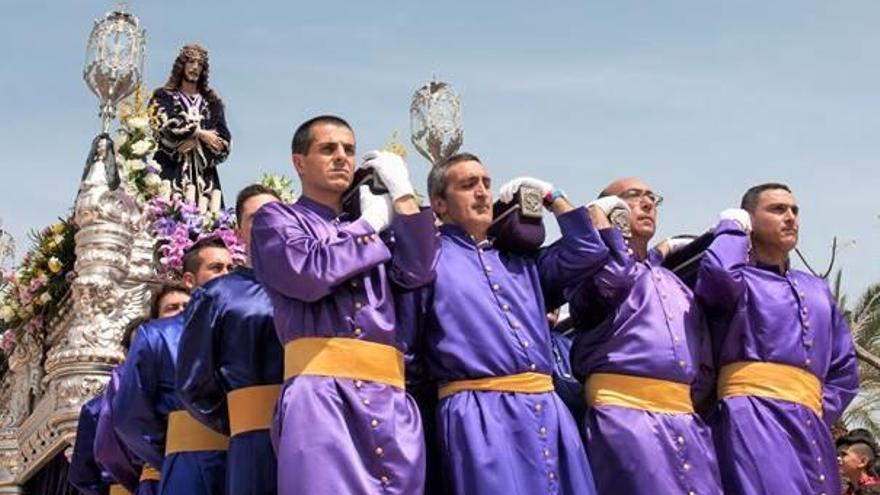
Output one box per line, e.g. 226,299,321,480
139,463,161,482
438,372,554,400
284,337,405,389
585,373,694,414
165,410,229,455
109,484,132,495
718,361,823,417
228,384,281,437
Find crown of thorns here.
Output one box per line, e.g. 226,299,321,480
179,44,208,62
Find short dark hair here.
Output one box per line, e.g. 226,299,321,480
740,182,792,213
181,236,228,275
235,184,280,224
149,281,190,319
290,115,353,155
427,152,482,200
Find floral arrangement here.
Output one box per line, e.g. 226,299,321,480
0,218,77,358
116,87,167,202
260,173,297,203
147,195,245,278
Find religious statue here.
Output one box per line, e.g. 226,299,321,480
149,43,231,202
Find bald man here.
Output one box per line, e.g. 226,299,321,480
564,177,723,494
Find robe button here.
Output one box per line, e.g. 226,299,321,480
678,360,686,368
350,280,359,288
529,363,537,371
534,404,543,412
522,341,530,348
492,284,500,292
682,462,691,471
805,358,812,366
374,447,384,456
548,471,556,481
667,314,675,322
511,322,520,329
673,336,681,344
485,265,493,273
819,474,825,482
353,327,363,336
355,380,363,389
543,448,551,458
371,419,380,428
363,398,371,406
380,476,390,486
501,304,510,311
539,426,547,436
677,436,685,445
355,302,363,310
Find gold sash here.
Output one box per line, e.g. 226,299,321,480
718,361,822,416
438,372,554,400
227,384,281,437
284,337,405,389
165,410,229,455
585,373,694,414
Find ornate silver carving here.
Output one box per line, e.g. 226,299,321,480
410,79,463,165
83,3,145,133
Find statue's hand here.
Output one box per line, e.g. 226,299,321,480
177,138,198,153
198,129,225,152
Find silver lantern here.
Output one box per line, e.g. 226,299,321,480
83,2,146,132
0,219,14,273
409,79,463,165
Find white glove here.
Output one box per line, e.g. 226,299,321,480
718,208,752,233
361,150,415,201
359,185,393,233
586,196,630,216
498,177,554,203
663,236,695,256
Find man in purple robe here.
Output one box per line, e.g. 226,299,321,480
96,286,192,495
176,184,282,495
694,182,859,494
397,152,604,494
250,115,437,495
69,395,113,495
113,238,235,495
566,177,723,494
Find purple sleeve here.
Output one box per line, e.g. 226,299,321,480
397,284,435,389
537,207,609,293
694,219,750,312
176,289,229,435
112,330,165,469
251,203,392,302
95,369,140,492
387,208,439,289
590,227,638,305
822,296,859,427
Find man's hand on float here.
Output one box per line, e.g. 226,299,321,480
361,151,416,201
359,185,394,233
718,208,752,233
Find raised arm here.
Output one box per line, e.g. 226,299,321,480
694,214,751,313
176,288,229,435
387,208,439,289
251,202,391,302
537,206,609,294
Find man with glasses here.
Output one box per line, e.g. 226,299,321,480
694,183,858,494
565,177,723,494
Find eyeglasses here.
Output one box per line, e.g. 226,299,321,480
618,188,664,206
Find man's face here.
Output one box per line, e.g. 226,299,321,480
432,160,493,237
293,123,355,197
157,290,190,318
183,57,203,83
750,188,799,255
605,177,659,241
183,246,234,288
838,445,868,481
238,194,279,255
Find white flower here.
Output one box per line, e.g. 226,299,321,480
126,159,146,172
143,173,161,188
0,306,14,322
127,116,149,131
130,139,152,156
40,292,52,305
147,158,162,173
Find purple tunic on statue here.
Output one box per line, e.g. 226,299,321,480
694,219,859,495
250,197,438,495
398,208,604,495
69,395,112,495
176,267,282,495
113,315,226,495
96,366,152,494
566,228,723,495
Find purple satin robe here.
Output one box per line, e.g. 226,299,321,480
69,395,112,495
567,228,723,495
694,219,859,495
176,267,282,495
113,314,226,495
95,366,145,494
399,208,604,495
250,197,438,495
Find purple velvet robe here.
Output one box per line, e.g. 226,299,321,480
112,315,226,495
694,219,859,495
250,197,438,495
176,267,282,495
69,395,112,495
95,366,150,494
398,208,604,495
567,228,723,495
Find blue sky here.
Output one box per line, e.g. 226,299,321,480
1,1,878,299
